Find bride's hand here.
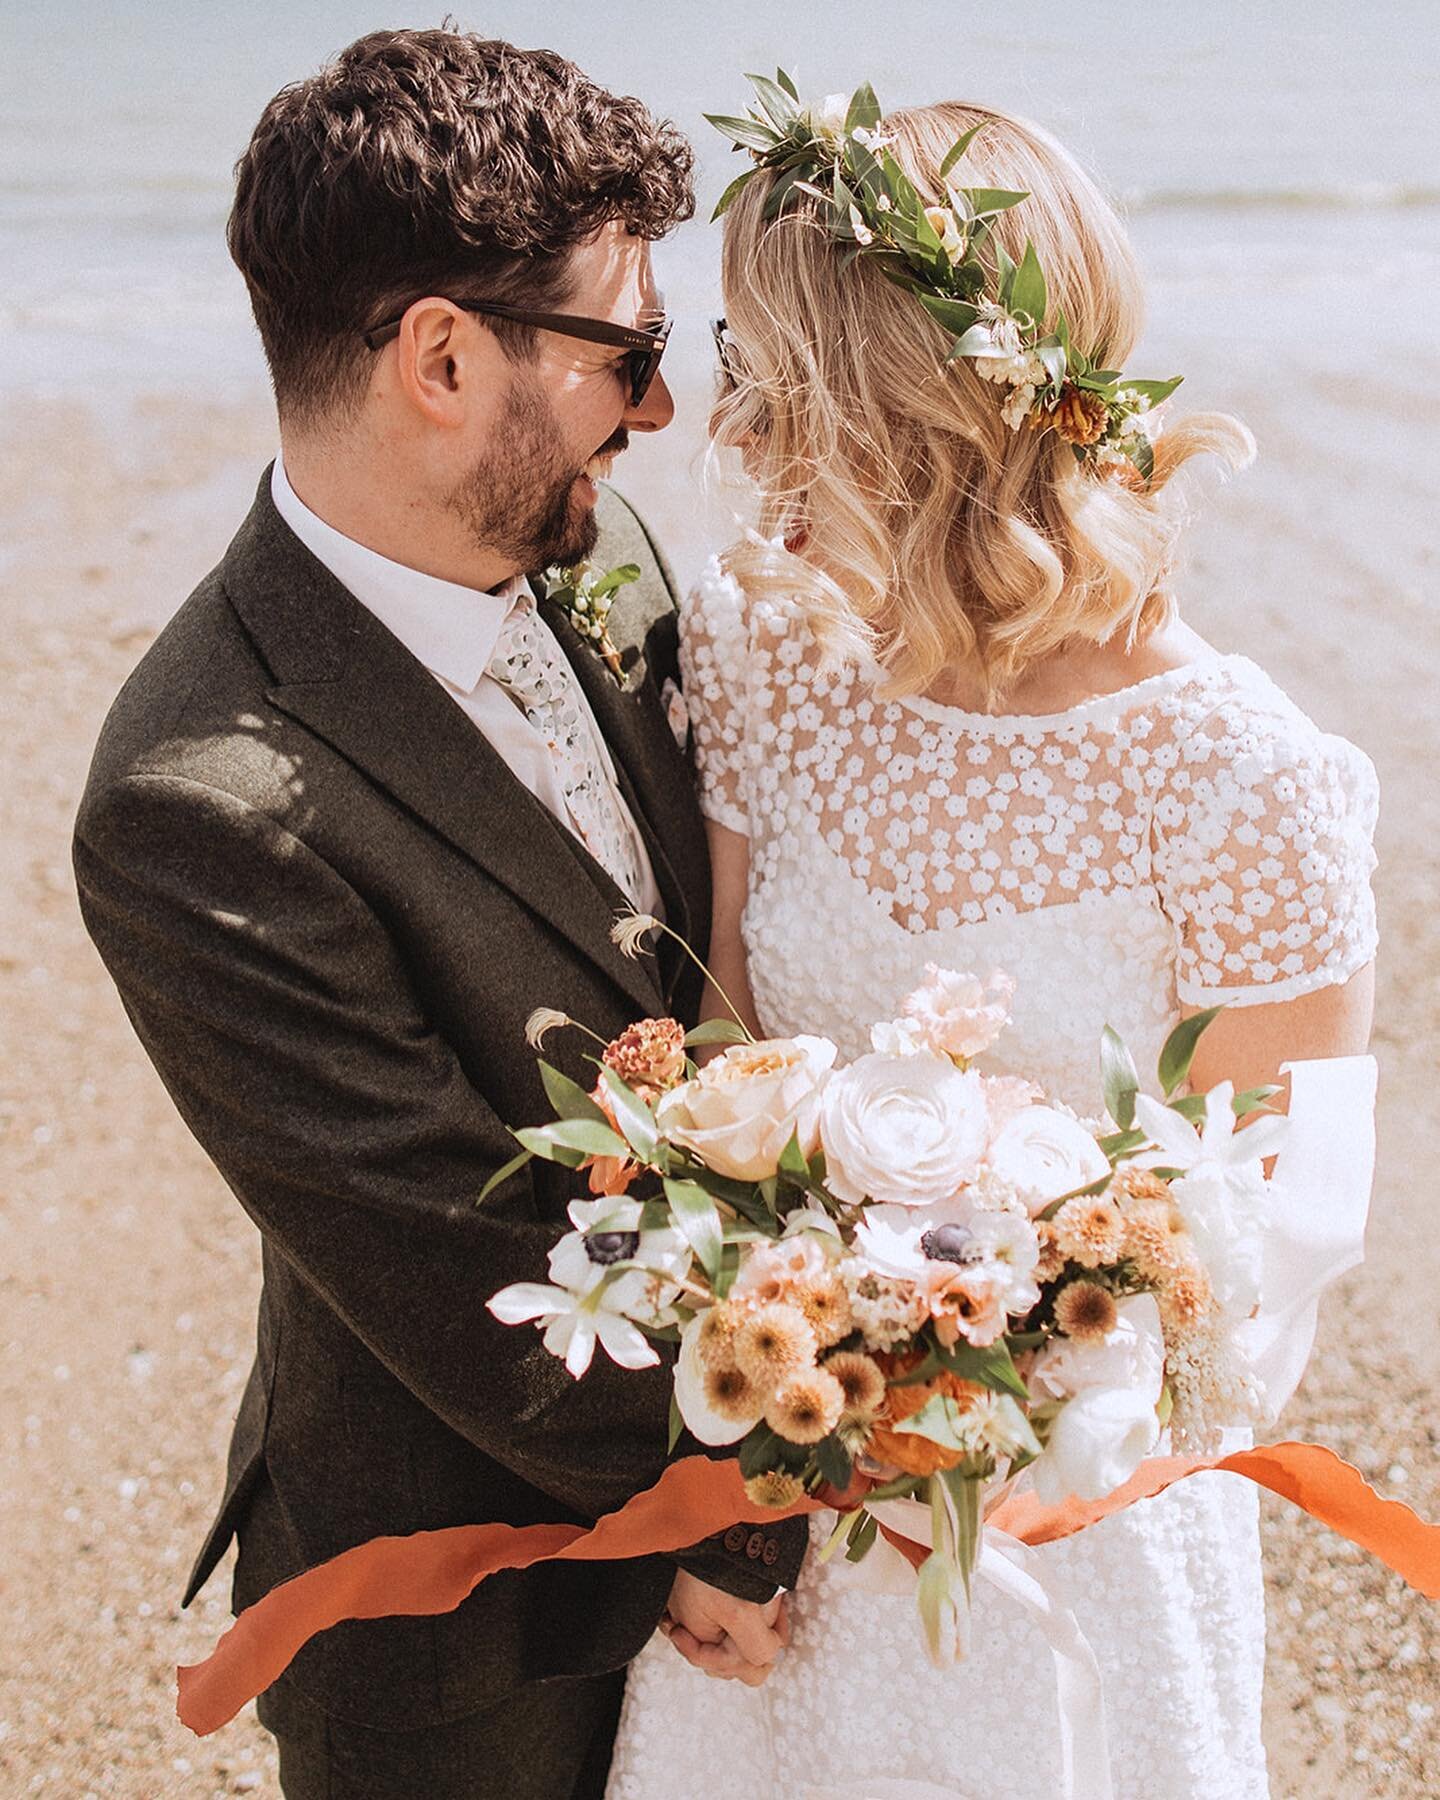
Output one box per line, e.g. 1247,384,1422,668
660,1570,791,1686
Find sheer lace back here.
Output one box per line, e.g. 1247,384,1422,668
680,558,1378,1094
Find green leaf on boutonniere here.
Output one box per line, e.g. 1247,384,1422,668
668,1393,685,1454
775,67,800,101
587,562,641,600
844,1508,879,1562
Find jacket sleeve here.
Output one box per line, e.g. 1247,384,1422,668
73,769,805,1596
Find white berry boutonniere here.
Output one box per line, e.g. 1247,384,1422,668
544,560,641,681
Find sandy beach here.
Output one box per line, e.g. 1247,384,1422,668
3,1,1439,1790
2,338,1437,1798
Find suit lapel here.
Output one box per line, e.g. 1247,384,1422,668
221,476,665,1019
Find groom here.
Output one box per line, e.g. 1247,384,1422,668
73,29,805,1799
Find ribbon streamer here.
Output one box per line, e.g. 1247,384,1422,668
178,1439,1440,1739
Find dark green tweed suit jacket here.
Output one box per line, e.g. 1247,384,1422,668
73,472,805,1731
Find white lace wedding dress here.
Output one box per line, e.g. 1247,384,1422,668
605,562,1379,1800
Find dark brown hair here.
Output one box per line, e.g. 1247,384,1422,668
229,29,695,424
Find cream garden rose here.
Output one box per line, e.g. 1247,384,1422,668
986,1105,1111,1217
819,1052,989,1208
656,1035,837,1182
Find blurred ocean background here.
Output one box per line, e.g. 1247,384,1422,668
4,0,1438,591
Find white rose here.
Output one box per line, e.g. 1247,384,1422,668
656,1035,837,1182
673,1313,760,1446
1030,1294,1166,1403
986,1105,1111,1217
819,1052,989,1208
1030,1384,1162,1504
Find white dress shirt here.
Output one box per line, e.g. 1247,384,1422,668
270,457,661,915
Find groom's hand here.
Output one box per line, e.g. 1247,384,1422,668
660,1570,791,1686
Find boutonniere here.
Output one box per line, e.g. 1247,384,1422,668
542,560,641,682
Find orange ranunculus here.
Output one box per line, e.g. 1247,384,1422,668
862,1350,986,1477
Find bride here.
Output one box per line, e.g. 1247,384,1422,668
605,92,1378,1800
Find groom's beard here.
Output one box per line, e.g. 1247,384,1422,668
449,377,627,572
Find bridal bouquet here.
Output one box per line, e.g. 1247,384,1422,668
488,917,1287,1659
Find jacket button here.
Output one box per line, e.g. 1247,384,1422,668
762,1538,779,1567
723,1526,748,1553
745,1530,766,1560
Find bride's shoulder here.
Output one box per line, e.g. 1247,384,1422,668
682,553,806,653
1157,649,1379,818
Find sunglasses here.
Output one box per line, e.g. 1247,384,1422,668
712,315,740,392
363,301,672,407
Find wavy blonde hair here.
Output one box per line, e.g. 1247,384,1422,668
713,100,1253,703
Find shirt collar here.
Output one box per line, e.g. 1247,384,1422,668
270,454,523,693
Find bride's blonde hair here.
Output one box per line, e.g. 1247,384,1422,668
713,100,1253,703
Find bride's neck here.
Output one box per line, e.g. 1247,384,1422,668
918,618,1217,717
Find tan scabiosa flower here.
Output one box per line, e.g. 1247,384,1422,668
734,1303,818,1391
1053,1195,1127,1267
694,1303,744,1372
766,1368,845,1444
743,1469,806,1509
795,1276,853,1348
1121,1197,1192,1276
1053,1279,1119,1342
704,1361,764,1423
1051,383,1110,446
1157,1262,1215,1330
823,1350,887,1416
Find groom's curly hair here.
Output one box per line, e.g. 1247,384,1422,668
230,29,695,424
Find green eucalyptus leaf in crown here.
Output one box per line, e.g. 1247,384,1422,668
704,72,1182,484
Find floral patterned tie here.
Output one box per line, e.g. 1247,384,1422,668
487,590,648,905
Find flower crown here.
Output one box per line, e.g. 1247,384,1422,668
706,73,1181,483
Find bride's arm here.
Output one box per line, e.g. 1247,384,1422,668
1186,959,1376,1112
700,818,765,1041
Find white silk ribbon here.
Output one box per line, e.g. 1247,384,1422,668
1237,1054,1377,1421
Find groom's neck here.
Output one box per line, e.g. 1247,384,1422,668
280,429,519,594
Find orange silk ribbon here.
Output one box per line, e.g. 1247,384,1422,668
177,1440,1440,1737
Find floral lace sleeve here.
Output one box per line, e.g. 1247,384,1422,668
1151,684,1380,1007
678,557,753,836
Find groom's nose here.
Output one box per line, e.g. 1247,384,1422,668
624,367,674,433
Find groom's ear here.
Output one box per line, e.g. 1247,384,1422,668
387,299,504,432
